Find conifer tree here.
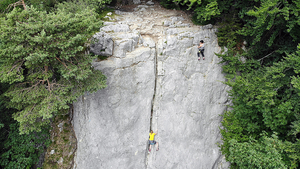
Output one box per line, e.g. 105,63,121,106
0,6,106,134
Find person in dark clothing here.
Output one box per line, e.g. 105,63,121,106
197,40,205,60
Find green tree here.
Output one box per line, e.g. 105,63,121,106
228,133,287,169
206,0,300,168
0,82,50,169
56,0,112,14
220,43,300,168
172,0,221,23
0,6,106,134
0,122,50,169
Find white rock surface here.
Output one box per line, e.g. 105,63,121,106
133,0,141,4
57,157,64,164
73,3,230,169
146,1,154,5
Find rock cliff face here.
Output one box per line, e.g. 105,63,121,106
73,2,230,169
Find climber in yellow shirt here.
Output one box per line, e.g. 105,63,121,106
149,130,159,152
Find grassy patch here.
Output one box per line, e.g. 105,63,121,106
98,7,117,21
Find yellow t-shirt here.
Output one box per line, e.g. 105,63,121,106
149,133,156,140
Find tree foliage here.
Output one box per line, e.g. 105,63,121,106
228,133,287,169
219,31,300,168
215,0,300,168
0,0,110,167
0,5,106,134
0,82,51,169
0,0,67,13
0,123,50,169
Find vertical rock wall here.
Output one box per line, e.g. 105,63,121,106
73,47,155,168
73,2,230,169
148,29,229,169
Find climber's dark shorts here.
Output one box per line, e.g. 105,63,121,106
149,140,156,145
198,49,204,57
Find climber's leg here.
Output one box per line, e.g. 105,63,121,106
201,50,205,60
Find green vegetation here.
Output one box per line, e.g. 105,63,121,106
43,114,76,169
0,83,51,169
0,122,51,169
0,5,106,134
0,0,67,13
160,0,180,10
0,0,110,168
163,0,300,168
97,55,109,61
98,6,115,20
0,0,112,13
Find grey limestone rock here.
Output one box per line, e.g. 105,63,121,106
57,157,64,165
146,1,154,5
73,47,156,169
103,16,112,20
113,33,140,58
73,4,230,169
113,39,137,58
136,5,149,8
90,32,113,56
133,0,141,4
213,155,231,169
146,31,230,169
140,7,147,12
201,24,213,29
103,22,115,26
164,20,172,26
143,37,155,48
100,23,130,32
115,10,130,15
58,122,63,132
171,16,184,21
